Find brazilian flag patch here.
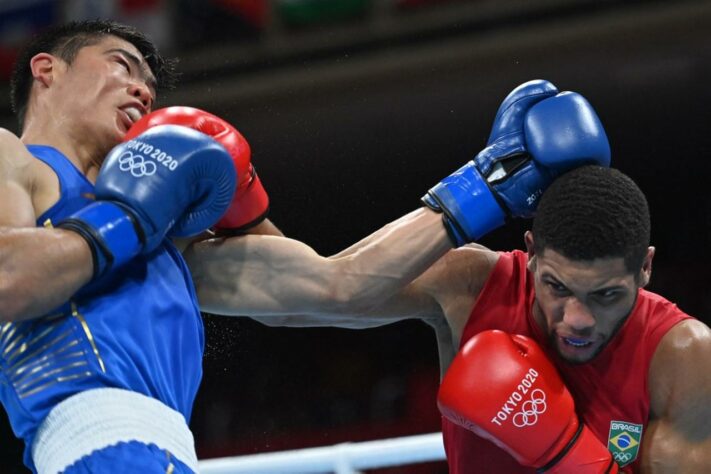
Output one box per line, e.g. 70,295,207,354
607,420,643,467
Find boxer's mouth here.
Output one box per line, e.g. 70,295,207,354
561,336,593,347
121,106,143,124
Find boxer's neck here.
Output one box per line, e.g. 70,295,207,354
21,119,104,181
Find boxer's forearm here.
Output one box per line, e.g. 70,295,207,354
187,207,452,318
0,227,93,321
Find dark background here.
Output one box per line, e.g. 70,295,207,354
1,0,710,472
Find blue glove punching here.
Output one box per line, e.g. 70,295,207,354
423,79,610,246
59,125,237,278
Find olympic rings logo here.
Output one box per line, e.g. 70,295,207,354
512,389,547,427
117,151,157,177
613,451,634,463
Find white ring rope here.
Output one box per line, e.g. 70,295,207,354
198,432,446,474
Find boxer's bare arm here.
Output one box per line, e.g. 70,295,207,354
186,208,456,320
188,213,496,339
247,278,444,329
641,319,711,473
0,130,93,321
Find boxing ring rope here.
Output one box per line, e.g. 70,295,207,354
198,432,446,474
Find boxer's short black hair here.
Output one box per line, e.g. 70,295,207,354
532,165,650,273
10,19,178,129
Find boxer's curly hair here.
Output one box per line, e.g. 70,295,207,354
532,165,650,273
10,19,178,129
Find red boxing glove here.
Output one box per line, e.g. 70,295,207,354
438,330,618,473
125,106,269,231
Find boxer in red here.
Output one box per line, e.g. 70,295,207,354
433,166,702,473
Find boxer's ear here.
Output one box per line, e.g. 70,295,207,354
637,246,655,288
524,231,537,272
30,53,57,88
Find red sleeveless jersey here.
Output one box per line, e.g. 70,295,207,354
442,250,692,473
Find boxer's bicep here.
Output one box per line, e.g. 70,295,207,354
641,418,711,473
642,320,711,472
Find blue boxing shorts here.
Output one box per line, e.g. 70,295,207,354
31,388,198,473
63,441,195,474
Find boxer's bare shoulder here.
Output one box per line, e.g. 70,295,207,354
649,318,711,413
0,129,39,226
0,128,32,170
0,129,63,224
643,319,711,471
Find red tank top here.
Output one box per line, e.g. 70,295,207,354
442,250,692,473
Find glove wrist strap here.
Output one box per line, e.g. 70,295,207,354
422,161,506,246
58,201,143,278
538,419,618,474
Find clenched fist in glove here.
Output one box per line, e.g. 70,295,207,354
126,106,269,232
423,80,610,246
438,330,618,473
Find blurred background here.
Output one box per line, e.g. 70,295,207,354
1,0,710,472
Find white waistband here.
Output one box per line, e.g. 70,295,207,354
31,387,198,474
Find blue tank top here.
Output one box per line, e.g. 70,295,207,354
0,146,205,471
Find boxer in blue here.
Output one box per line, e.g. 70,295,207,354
0,21,241,473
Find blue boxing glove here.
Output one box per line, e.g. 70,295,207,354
59,125,237,279
423,80,610,246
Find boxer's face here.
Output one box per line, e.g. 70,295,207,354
528,247,649,364
46,35,156,153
